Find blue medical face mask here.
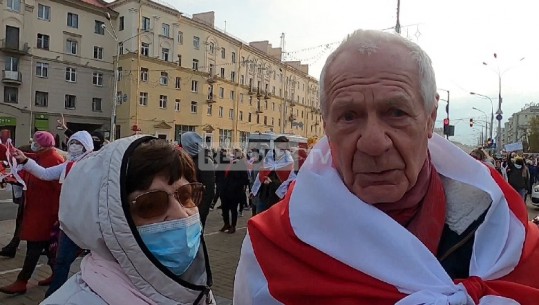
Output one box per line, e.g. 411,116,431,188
30,142,41,152
137,213,202,276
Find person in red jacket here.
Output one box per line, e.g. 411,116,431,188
0,131,64,295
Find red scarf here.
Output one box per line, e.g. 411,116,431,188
374,158,446,254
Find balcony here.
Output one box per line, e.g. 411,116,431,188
2,70,22,85
207,76,217,84
206,94,216,104
0,39,29,55
255,108,264,114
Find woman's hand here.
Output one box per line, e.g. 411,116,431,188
10,147,27,163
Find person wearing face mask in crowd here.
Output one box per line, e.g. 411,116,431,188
0,131,64,295
9,131,95,297
506,154,530,201
250,136,296,214
41,136,214,305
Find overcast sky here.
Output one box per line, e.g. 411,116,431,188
164,0,539,145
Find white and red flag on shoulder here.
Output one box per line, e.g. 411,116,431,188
234,134,539,305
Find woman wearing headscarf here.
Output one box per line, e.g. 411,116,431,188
180,132,215,228
10,131,94,297
0,131,64,295
41,136,214,304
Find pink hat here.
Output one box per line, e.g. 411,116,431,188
34,131,55,148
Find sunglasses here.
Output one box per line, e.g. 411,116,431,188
130,182,205,219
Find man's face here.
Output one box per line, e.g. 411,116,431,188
323,42,437,204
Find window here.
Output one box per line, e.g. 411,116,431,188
249,96,253,105
160,72,168,85
240,75,244,85
230,90,235,100
240,94,243,103
67,13,78,28
218,106,223,118
36,62,48,78
93,46,103,59
248,112,252,123
92,98,102,112
64,94,76,109
139,92,148,106
191,101,197,113
37,34,49,50
5,57,18,71
239,111,243,121
272,86,276,95
117,67,122,81
159,95,167,109
278,118,281,127
232,52,236,63
265,100,268,109
95,21,105,35
193,36,200,49
229,109,234,120
272,102,275,111
231,71,236,82
65,67,76,82
192,59,199,71
177,31,183,44
207,104,213,116
219,87,224,99
209,42,215,54
140,68,148,82
162,48,169,61
264,116,267,125
175,77,181,89
191,80,198,92
119,16,124,31
35,91,48,107
92,72,103,86
7,0,20,11
38,4,51,21
119,42,123,55
66,39,77,55
175,99,180,112
220,68,225,78
142,17,150,31
177,55,182,66
162,23,170,37
141,43,149,56
221,47,226,59
256,114,260,124
4,87,17,103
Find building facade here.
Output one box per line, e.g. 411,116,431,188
0,0,115,146
107,0,323,149
502,103,539,145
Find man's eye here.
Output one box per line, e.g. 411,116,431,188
341,111,357,121
390,109,407,117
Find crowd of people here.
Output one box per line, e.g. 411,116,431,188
470,147,539,201
0,28,538,305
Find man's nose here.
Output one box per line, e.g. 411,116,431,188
356,118,392,157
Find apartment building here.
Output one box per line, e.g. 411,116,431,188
502,103,539,145
107,0,322,148
0,0,116,145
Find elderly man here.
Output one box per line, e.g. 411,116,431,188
234,30,539,304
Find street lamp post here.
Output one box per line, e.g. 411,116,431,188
470,92,494,141
104,12,146,141
104,13,119,141
483,54,525,153
472,107,488,145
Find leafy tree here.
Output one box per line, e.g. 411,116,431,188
527,116,539,152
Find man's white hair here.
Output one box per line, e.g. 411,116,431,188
319,29,437,118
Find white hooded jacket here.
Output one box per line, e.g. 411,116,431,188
22,130,94,183
41,135,214,305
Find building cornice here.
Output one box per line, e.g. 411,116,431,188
51,0,119,18
107,0,182,18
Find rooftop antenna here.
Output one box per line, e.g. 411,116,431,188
280,33,286,61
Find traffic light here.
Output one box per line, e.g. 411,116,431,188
443,118,450,135
469,118,474,127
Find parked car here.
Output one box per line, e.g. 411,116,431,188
531,183,539,207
